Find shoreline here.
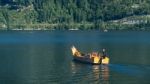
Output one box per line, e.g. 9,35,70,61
0,23,150,31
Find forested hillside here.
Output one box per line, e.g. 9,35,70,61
0,0,150,30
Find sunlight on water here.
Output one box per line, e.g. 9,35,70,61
70,62,110,84
0,31,150,84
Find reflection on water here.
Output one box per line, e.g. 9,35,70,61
92,65,109,84
71,62,109,84
0,31,150,84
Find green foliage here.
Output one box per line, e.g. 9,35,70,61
1,0,150,30
0,7,10,30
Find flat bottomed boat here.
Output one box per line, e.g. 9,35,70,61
71,46,109,65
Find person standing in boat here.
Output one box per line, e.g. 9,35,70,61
102,48,107,58
99,49,107,64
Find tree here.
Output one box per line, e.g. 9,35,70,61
1,8,10,30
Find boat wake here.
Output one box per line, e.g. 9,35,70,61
109,64,150,77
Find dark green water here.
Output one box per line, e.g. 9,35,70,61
0,31,150,84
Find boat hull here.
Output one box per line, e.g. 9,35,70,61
73,56,100,65
73,56,109,65
71,46,109,65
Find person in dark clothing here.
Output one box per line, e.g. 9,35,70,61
99,49,107,64
102,48,107,59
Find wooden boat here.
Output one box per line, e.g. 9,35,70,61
71,46,109,65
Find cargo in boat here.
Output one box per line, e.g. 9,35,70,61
71,46,109,65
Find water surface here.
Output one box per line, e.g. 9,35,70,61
0,31,150,84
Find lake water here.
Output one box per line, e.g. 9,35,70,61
0,31,150,84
